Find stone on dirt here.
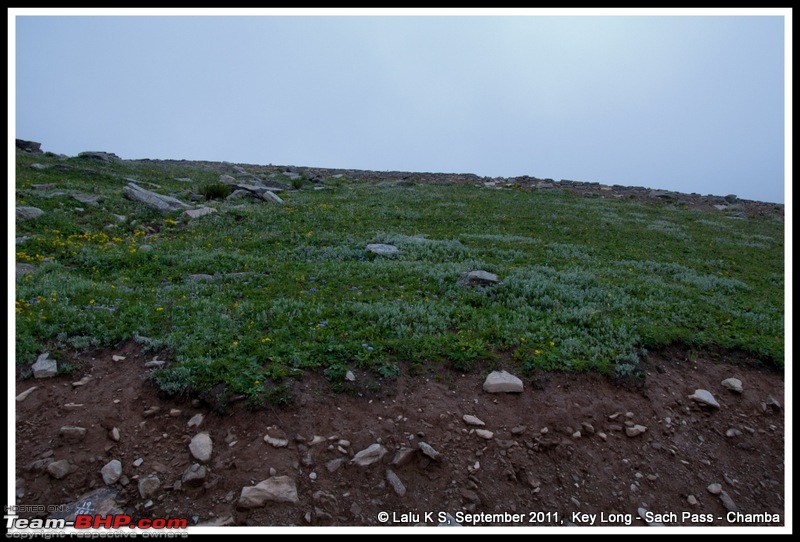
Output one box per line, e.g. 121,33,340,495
482,370,524,393
189,432,213,463
351,443,387,467
238,476,299,508
689,389,720,409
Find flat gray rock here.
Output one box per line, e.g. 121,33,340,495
183,207,216,219
483,370,523,393
16,206,45,220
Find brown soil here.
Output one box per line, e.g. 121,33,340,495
14,342,786,532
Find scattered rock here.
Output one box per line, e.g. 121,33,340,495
719,490,739,512
183,207,216,219
687,495,698,506
482,370,524,393
386,469,407,496
72,193,103,207
123,182,190,213
144,360,165,368
181,464,207,488
475,429,494,440
392,448,416,467
101,460,122,485
689,389,720,409
581,422,595,434
418,441,441,461
138,475,161,499
462,415,485,426
707,483,722,495
109,427,120,442
625,425,647,437
17,207,45,220
189,432,213,463
16,387,37,402
726,428,743,438
47,460,72,480
721,378,743,394
238,476,299,508
345,370,356,382
72,376,91,387
351,443,387,467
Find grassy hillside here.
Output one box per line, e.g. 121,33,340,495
14,151,784,407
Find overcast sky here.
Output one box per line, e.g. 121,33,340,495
11,9,789,203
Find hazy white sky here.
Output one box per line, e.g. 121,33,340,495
10,8,790,203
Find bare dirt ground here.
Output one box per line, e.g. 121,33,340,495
14,342,785,532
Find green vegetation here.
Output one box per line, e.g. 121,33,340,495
14,151,785,407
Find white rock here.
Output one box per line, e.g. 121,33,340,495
345,370,356,382
482,370,524,393
110,427,120,442
189,432,213,463
475,429,494,440
462,415,485,426
721,378,743,394
689,389,720,409
112,355,126,361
